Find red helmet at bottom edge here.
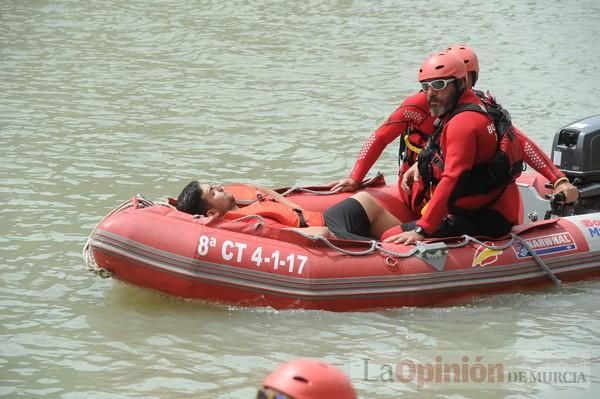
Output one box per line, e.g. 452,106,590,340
262,358,357,399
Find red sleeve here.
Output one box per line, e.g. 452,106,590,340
349,120,407,182
514,126,565,183
417,113,482,233
349,99,430,182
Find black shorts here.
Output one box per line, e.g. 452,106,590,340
324,198,373,241
402,208,513,238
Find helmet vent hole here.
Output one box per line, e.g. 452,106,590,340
293,376,309,384
435,65,444,70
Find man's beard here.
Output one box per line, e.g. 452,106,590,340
429,100,451,117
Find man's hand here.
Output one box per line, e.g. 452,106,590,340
401,163,420,193
330,177,360,192
554,180,579,203
383,230,424,245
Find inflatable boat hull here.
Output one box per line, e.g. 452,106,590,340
87,181,600,311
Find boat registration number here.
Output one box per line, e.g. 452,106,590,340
197,235,308,274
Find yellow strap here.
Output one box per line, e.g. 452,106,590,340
404,134,423,154
420,187,435,215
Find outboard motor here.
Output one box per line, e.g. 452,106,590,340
551,114,600,214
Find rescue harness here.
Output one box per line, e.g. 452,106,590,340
417,91,525,204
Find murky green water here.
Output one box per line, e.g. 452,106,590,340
2,0,600,398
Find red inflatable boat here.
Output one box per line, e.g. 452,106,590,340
84,116,600,311
83,172,600,311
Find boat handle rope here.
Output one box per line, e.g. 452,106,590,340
280,186,343,196
222,215,266,231
224,216,414,257
442,234,561,285
292,232,419,257
312,236,383,256
83,198,135,279
279,172,384,197
291,231,561,286
83,194,161,279
505,234,561,285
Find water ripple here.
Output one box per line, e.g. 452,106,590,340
2,0,600,397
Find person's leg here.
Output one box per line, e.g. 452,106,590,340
432,209,513,238
324,197,373,240
351,192,402,238
325,192,403,240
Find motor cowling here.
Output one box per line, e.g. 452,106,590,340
551,114,600,182
551,114,600,214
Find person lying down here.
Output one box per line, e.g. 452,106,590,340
175,181,332,237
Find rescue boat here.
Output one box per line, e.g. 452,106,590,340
83,115,600,311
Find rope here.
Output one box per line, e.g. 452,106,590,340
228,214,266,224
82,194,156,279
509,234,561,285
432,234,561,285
444,234,516,250
290,231,418,258
316,237,379,256
287,231,561,285
290,231,381,255
376,242,420,258
280,186,343,196
226,214,266,232
279,173,384,197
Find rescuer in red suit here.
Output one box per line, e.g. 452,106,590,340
325,52,518,242
330,45,577,206
385,51,520,243
325,46,578,242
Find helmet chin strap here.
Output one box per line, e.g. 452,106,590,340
470,71,478,87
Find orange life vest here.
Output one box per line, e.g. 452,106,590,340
223,184,324,227
224,184,263,205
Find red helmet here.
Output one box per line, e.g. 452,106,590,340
447,44,479,75
418,51,467,82
263,358,357,399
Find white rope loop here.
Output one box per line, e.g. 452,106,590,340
82,194,157,278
